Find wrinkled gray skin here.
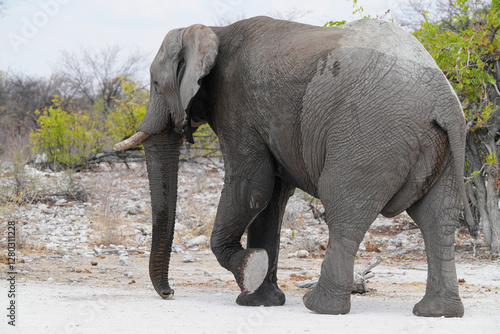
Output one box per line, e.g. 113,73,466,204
120,17,474,317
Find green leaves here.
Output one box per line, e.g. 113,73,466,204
324,20,347,27
413,1,499,132
30,96,104,166
30,78,147,167
106,77,147,144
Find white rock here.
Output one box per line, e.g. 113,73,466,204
117,250,128,257
93,246,102,256
297,250,309,258
172,245,184,253
99,162,112,171
175,224,188,233
186,235,208,248
119,256,130,266
125,203,144,215
38,204,52,214
128,162,142,169
35,153,48,164
182,252,200,263
55,199,67,206
295,278,318,289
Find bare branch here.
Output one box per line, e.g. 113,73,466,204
55,46,146,113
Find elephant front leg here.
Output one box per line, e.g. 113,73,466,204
236,177,295,306
210,159,276,295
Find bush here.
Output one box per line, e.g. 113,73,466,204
185,124,221,159
106,77,147,144
30,96,103,167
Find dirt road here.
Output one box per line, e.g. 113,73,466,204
2,252,499,334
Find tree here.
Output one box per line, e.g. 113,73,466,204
412,0,500,252
396,0,468,31
0,72,64,132
56,46,146,114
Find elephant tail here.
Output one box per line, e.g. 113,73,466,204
435,114,476,229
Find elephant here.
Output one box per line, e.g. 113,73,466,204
114,16,474,317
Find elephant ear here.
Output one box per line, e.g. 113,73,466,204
179,24,219,143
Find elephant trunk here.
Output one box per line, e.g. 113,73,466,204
142,130,183,298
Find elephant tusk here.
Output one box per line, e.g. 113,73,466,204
113,131,151,151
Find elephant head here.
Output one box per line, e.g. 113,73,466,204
114,25,219,298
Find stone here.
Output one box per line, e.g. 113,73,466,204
125,203,144,215
119,256,129,266
35,153,48,164
186,235,208,248
99,162,112,171
38,204,52,214
295,278,318,289
117,250,128,257
182,252,200,263
297,250,309,258
172,245,184,253
55,199,67,206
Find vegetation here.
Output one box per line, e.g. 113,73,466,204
105,77,148,144
186,124,222,160
412,0,499,251
30,96,104,167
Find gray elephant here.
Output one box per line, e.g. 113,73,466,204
114,16,474,317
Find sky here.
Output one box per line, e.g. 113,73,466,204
0,0,407,79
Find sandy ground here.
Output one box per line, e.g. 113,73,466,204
1,161,499,333
1,251,500,334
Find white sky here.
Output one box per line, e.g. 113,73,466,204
0,0,407,78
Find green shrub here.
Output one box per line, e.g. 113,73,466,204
106,77,147,144
191,124,221,158
30,96,103,166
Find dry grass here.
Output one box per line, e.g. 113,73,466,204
87,173,126,246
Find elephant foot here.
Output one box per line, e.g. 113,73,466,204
413,294,464,317
236,281,285,306
302,283,351,315
237,249,269,294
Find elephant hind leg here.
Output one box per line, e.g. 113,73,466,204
303,172,379,314
407,157,464,317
